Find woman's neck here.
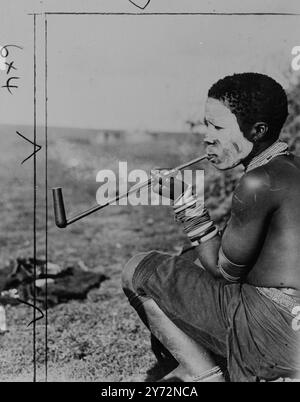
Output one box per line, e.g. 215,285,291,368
242,140,276,169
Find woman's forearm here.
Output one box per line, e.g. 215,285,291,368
194,235,223,278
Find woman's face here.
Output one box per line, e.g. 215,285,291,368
203,97,253,170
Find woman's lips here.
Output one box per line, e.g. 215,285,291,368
207,154,218,162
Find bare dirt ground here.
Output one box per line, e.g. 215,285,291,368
1,127,222,382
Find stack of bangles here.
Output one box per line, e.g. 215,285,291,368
173,186,219,246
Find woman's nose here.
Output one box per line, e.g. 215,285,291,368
202,125,213,140
203,131,216,145
204,137,216,145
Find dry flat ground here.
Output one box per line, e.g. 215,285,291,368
0,126,225,382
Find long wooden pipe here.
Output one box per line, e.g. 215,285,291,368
52,154,208,228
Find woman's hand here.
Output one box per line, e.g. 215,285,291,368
151,169,189,201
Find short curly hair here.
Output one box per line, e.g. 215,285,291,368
208,72,288,141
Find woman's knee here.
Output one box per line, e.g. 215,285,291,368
122,252,149,292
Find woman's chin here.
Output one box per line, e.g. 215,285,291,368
215,164,230,171
212,160,240,170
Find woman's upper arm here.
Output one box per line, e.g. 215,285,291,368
221,167,275,266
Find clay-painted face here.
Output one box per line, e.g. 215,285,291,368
203,98,253,170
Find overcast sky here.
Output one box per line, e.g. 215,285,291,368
1,0,300,132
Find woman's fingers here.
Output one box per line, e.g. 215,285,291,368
151,169,189,201
151,170,171,197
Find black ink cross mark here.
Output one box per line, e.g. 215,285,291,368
16,131,42,164
128,0,151,10
2,76,19,94
5,60,17,74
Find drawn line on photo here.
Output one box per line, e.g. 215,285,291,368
40,12,300,16
16,131,42,164
128,0,151,11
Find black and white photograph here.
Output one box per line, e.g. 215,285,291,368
0,0,300,386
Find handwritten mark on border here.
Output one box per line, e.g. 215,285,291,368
2,76,19,94
128,0,151,10
17,299,45,327
16,131,42,164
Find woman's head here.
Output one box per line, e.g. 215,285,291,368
204,72,288,170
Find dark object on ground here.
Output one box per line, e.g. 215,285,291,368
0,257,108,308
37,265,108,307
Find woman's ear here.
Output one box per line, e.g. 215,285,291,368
250,122,269,142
